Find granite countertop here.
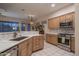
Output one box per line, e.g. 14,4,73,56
0,34,42,53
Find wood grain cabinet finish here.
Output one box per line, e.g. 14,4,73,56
18,41,28,56
32,36,44,52
59,15,66,23
27,39,32,56
65,13,74,22
48,17,59,29
48,12,75,29
70,37,75,52
18,38,32,56
72,13,75,29
46,34,58,46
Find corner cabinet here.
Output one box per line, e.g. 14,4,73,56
32,36,44,52
48,17,59,29
18,38,32,56
46,34,58,46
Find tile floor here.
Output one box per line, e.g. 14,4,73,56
32,41,75,56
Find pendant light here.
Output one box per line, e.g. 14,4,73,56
30,16,34,25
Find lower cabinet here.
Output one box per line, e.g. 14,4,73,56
46,34,58,45
70,37,75,52
18,38,32,56
27,39,32,55
32,36,44,52
18,36,44,56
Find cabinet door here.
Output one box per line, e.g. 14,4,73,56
27,39,32,56
51,35,58,45
46,35,53,44
71,13,75,29
18,41,28,56
48,17,59,29
65,13,73,22
32,36,38,51
32,36,44,52
32,36,40,51
70,38,75,52
60,15,66,23
48,18,53,29
71,12,75,20
39,36,44,49
46,34,58,45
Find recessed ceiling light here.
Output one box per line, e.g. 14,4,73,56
51,4,55,7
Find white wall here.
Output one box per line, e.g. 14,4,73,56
75,4,79,55
48,5,75,19
43,23,49,33
0,9,20,18
38,4,75,23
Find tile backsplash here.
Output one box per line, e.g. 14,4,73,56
49,28,74,34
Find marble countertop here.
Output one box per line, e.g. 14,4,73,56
46,32,59,35
0,34,42,53
46,32,75,38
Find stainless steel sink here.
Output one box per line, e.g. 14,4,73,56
10,36,28,41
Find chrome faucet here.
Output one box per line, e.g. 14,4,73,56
13,32,17,38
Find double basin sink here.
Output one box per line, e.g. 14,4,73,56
10,36,28,41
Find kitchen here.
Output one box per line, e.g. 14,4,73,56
0,3,78,56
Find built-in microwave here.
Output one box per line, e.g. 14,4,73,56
60,21,73,28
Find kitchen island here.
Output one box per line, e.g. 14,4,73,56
0,34,44,56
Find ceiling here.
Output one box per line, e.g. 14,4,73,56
0,3,73,19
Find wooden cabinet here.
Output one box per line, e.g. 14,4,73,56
18,38,32,56
59,12,75,23
48,17,59,29
27,39,32,56
70,37,75,52
59,15,66,23
46,34,58,45
71,12,75,20
65,13,74,22
18,36,44,56
70,12,75,28
48,12,75,29
32,36,44,52
18,41,28,56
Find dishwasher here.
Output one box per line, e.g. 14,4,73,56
0,46,18,56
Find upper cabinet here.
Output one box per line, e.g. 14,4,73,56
59,15,66,23
48,17,59,29
65,12,75,22
48,12,75,29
